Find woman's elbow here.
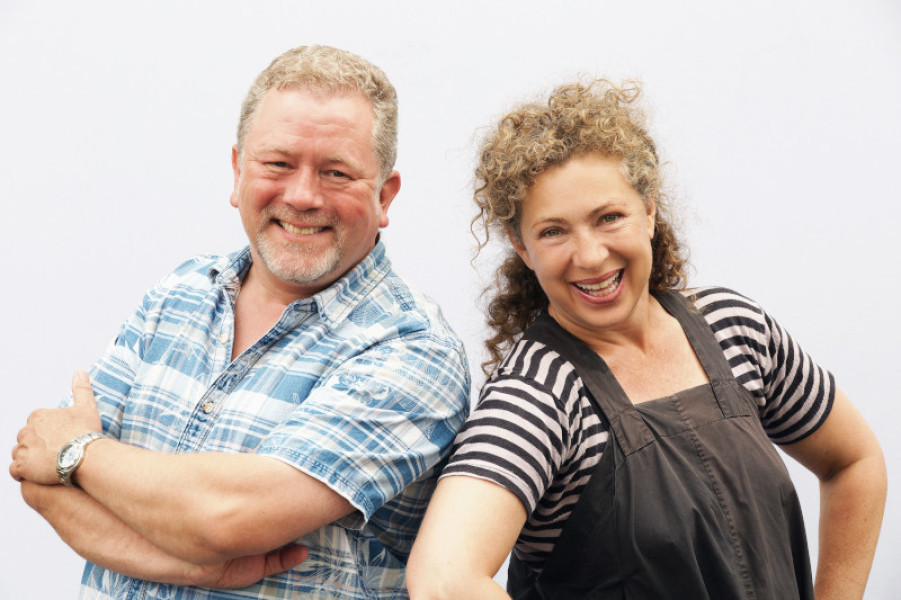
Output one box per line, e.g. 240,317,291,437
407,556,500,599
407,553,460,600
407,556,439,599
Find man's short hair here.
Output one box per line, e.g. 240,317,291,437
237,45,398,184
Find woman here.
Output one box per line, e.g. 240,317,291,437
407,81,886,599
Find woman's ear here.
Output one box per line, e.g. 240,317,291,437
508,231,534,270
646,197,657,239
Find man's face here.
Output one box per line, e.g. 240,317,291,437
230,87,400,298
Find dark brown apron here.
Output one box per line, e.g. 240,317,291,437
507,291,814,599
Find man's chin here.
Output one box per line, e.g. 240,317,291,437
263,256,342,288
256,236,334,273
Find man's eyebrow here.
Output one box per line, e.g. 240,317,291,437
325,155,366,171
255,145,292,156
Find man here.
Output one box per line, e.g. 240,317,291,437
9,45,470,599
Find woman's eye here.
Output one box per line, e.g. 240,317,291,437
601,214,620,224
541,229,561,238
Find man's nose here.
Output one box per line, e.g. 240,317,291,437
282,169,325,210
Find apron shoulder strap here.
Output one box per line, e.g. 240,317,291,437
522,312,655,455
655,290,749,418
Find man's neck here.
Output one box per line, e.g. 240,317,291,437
230,265,305,360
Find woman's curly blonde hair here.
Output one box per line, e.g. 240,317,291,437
475,79,689,374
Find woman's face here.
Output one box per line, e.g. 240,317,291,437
512,154,656,343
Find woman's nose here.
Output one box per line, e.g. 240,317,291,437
572,233,609,269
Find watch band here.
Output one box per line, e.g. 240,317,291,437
57,431,104,487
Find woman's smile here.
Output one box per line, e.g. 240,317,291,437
571,269,624,301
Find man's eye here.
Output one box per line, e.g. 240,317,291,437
266,161,290,169
325,170,349,178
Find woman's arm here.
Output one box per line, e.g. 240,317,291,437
407,475,528,600
781,387,886,600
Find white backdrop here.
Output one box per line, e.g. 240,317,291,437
1,1,898,597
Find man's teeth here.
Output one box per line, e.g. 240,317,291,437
280,221,325,235
575,271,621,296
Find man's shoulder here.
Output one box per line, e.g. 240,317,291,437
153,250,245,292
347,266,463,349
134,250,247,316
323,244,464,353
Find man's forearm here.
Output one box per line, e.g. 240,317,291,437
21,481,309,589
21,481,207,585
74,439,352,564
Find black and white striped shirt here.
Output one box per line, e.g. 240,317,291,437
441,287,834,566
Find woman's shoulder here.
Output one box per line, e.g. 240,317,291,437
488,337,585,410
681,286,764,316
679,286,771,338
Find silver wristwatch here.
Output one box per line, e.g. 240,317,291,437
57,432,104,487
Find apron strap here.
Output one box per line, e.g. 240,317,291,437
655,291,750,419
523,312,655,455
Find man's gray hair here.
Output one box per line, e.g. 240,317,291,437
237,45,398,183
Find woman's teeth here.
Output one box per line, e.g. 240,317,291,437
575,271,621,296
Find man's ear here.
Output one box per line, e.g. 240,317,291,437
508,231,534,271
376,170,401,228
229,145,241,208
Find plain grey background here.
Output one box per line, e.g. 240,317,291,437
1,1,898,597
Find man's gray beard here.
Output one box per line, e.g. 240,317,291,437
255,232,344,287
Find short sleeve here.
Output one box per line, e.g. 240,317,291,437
256,333,469,521
690,287,835,445
441,340,584,514
756,308,835,443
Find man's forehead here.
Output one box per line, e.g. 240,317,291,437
264,85,374,116
247,87,375,138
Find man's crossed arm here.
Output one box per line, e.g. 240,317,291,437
9,372,354,588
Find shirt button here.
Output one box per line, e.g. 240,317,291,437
202,401,215,414
218,333,230,344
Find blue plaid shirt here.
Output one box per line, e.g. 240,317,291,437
75,241,470,599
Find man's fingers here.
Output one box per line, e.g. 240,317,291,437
9,447,23,481
71,371,97,406
265,544,309,576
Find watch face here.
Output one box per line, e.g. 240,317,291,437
59,445,81,469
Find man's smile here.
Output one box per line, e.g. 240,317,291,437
278,220,328,235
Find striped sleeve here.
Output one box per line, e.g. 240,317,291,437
688,287,835,444
440,340,587,514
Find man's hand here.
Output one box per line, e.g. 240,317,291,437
10,371,103,484
194,545,310,589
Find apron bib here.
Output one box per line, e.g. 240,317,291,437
508,291,814,600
